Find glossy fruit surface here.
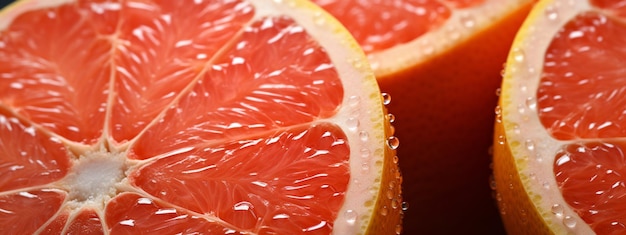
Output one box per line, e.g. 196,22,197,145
494,0,626,234
0,0,401,234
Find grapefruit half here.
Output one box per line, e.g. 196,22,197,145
0,0,402,234
494,0,626,233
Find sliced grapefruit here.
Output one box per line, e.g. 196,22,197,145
0,0,402,234
309,0,535,233
494,0,626,234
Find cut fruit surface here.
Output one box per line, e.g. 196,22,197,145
309,0,534,233
0,0,402,234
494,0,626,234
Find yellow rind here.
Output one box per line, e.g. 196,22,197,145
493,115,553,235
494,0,584,234
365,101,402,235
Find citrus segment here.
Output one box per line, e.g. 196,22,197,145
494,0,626,234
0,0,401,234
0,108,70,192
105,193,239,234
554,141,626,234
539,12,626,140
130,124,349,234
0,189,66,234
128,16,343,159
109,0,255,144
40,210,70,234
67,208,105,234
0,2,111,144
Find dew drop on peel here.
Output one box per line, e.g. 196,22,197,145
401,201,409,211
382,93,391,105
387,136,400,149
387,113,395,123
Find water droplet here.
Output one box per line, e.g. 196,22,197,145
517,104,526,114
526,97,537,110
313,12,326,25
460,13,475,28
382,93,391,105
564,215,577,228
489,175,497,190
525,140,535,151
545,5,558,21
497,135,506,145
386,190,394,199
346,117,359,131
387,113,396,123
401,201,409,211
360,148,371,159
393,155,399,164
494,106,502,115
395,224,403,234
512,48,525,63
361,162,370,172
344,210,358,225
391,198,399,209
381,206,389,216
389,180,396,189
495,88,501,96
359,131,369,141
348,95,360,107
551,204,564,217
512,124,521,135
387,136,400,150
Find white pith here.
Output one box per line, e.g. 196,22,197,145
0,0,391,234
500,0,597,233
370,0,534,78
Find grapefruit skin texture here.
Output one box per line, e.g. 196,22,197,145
378,2,534,234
